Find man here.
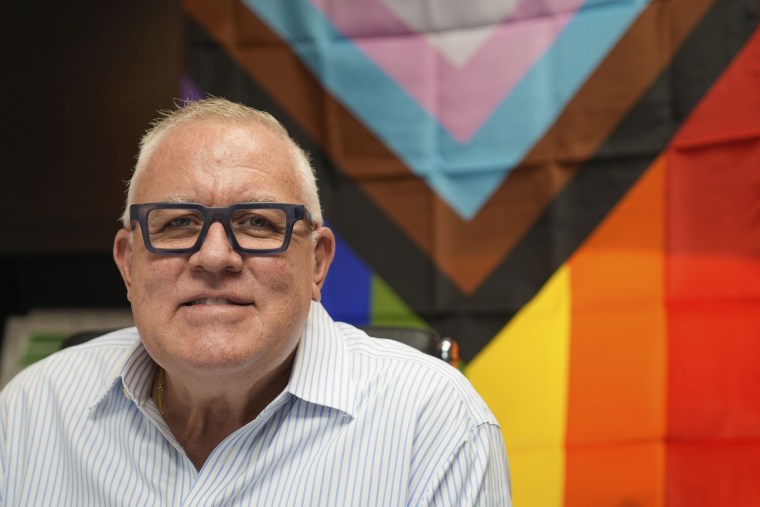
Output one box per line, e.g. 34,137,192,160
0,98,510,505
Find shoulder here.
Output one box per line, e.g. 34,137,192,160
336,323,499,429
1,327,139,406
334,324,510,503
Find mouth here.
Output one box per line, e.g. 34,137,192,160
183,297,249,306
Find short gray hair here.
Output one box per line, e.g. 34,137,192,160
121,98,322,228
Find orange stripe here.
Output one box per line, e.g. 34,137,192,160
565,157,667,505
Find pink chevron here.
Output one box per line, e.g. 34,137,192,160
309,0,583,142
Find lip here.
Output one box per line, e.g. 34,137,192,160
180,293,253,307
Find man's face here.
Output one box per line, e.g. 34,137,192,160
113,119,334,378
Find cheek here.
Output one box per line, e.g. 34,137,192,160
249,255,314,304
250,258,299,298
130,257,179,308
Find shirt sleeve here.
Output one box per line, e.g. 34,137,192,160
418,423,511,506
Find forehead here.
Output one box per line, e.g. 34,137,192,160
133,119,302,205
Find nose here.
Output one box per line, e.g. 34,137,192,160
188,221,243,273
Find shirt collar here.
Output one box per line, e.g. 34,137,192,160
91,303,356,418
83,328,152,412
88,331,155,411
287,301,356,418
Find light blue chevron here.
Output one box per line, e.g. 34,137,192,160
242,0,650,219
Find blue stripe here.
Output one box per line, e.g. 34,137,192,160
319,222,371,325
242,0,650,218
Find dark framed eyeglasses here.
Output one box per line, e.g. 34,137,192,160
129,202,317,255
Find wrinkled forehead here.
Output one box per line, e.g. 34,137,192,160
146,119,295,170
133,120,302,203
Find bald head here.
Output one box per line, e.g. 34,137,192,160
122,98,322,227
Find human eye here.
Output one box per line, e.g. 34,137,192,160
166,215,196,229
149,209,202,236
233,209,285,237
238,213,277,232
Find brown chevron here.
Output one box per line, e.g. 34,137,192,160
183,0,715,293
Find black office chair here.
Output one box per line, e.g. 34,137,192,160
62,325,459,367
61,330,112,349
357,325,459,368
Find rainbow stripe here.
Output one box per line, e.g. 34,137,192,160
468,31,760,504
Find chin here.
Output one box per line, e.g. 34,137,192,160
179,347,262,373
144,327,255,367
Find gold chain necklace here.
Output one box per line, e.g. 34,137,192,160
152,366,165,415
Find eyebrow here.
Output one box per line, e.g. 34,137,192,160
242,197,276,204
165,195,194,203
162,196,278,204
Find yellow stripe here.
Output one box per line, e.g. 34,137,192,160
467,266,570,507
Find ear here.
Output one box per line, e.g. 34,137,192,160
311,227,336,302
113,228,135,302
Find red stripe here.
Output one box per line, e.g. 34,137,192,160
666,29,760,505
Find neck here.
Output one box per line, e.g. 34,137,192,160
152,354,294,470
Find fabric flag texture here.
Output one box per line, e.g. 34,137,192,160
182,0,760,504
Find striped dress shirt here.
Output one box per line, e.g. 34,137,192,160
0,302,510,506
